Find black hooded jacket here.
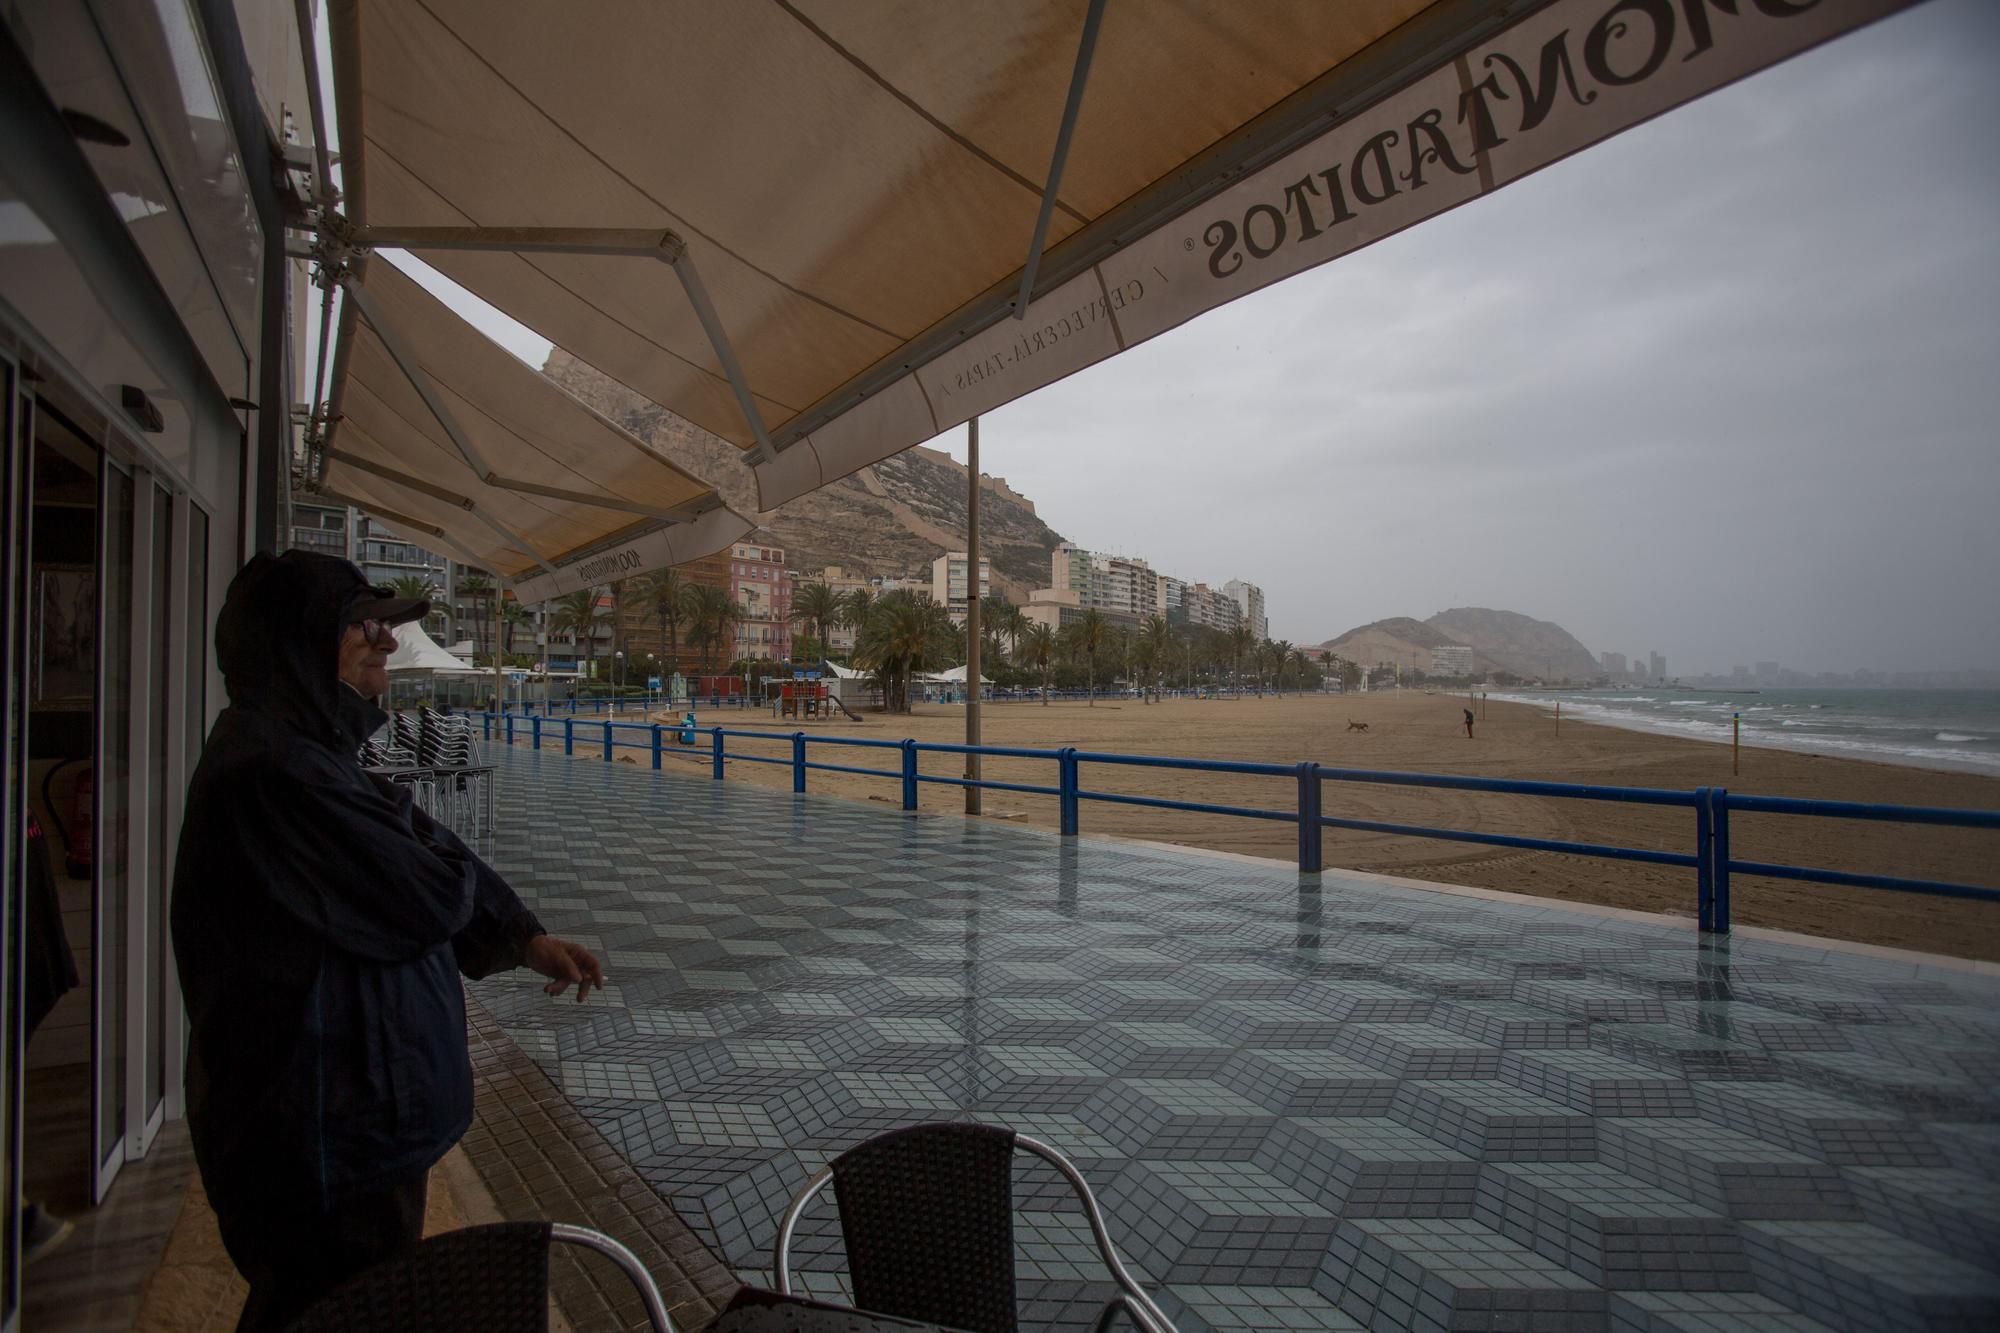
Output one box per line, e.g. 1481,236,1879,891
171,550,543,1216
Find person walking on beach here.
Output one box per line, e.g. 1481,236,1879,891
172,551,603,1332
1463,706,1476,739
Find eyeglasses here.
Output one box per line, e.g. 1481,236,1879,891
353,618,394,649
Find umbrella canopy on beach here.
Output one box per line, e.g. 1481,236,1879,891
312,0,1911,576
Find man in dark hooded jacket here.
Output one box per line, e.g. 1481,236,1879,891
172,550,603,1331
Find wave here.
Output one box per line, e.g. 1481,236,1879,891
1936,732,1982,743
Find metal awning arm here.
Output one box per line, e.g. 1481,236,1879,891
358,225,685,258
1014,0,1108,320
663,246,777,466
339,273,497,482
356,224,778,469
325,449,560,574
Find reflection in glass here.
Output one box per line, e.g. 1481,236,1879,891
97,465,134,1173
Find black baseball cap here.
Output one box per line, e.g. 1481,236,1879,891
345,584,431,628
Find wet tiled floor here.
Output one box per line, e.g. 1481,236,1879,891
466,749,2000,1333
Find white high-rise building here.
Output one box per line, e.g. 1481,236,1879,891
931,551,991,623
1222,580,1267,641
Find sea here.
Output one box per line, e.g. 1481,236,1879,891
1486,688,2000,777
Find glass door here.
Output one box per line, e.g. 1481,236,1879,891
91,461,133,1201
133,482,172,1154
1,354,29,1332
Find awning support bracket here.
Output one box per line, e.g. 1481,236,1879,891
1014,0,1109,321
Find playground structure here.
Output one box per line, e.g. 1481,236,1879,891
764,673,865,722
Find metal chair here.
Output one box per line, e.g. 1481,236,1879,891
288,1220,674,1332
772,1122,1174,1333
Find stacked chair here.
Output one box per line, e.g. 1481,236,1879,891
355,707,495,851
418,705,495,849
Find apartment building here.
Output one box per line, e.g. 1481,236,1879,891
930,551,991,624
731,541,791,661
1431,644,1475,676
1222,580,1267,642
1050,544,1157,622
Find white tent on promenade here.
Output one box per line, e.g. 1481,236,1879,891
385,620,479,674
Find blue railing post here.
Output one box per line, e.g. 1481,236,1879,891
1058,747,1079,837
531,715,542,751
1297,762,1323,873
792,732,807,793
564,717,574,756
711,728,725,780
901,739,919,811
651,724,663,770
603,720,613,762
1712,789,1732,934
1695,787,1714,931
482,712,492,741
505,713,515,745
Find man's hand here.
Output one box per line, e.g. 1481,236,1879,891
524,935,605,1003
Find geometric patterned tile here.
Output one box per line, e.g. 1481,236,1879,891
465,748,2000,1333
1316,1218,1605,1330
1474,1162,1751,1290
1741,1221,2000,1331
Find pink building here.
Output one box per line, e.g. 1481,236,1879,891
728,541,791,661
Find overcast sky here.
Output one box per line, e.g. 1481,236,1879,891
377,1,1998,676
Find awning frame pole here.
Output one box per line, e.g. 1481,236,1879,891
664,247,779,466
1013,0,1109,320
336,275,559,574
964,416,981,815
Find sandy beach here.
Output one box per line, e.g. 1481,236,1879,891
519,691,2000,962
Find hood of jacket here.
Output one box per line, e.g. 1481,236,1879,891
214,549,385,749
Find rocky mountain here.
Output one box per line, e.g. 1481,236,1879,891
1317,608,1599,681
1426,607,1600,680
1316,617,1490,676
546,352,1068,597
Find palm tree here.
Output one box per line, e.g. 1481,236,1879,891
499,598,532,658
852,590,957,712
1139,615,1173,703
550,587,609,680
633,568,687,675
1289,644,1313,692
839,587,875,637
790,581,842,663
683,583,741,674
1229,622,1255,696
1021,623,1057,704
1270,638,1296,693
994,601,1028,664
1062,608,1112,705
456,571,492,657
606,576,630,666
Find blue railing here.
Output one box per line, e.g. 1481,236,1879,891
473,712,1999,935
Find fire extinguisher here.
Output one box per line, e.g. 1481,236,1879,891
41,758,93,879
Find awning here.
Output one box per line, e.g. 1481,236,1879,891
309,255,751,603
324,0,1910,514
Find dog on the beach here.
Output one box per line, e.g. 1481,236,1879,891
1346,719,1370,732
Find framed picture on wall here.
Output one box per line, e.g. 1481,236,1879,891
34,564,95,710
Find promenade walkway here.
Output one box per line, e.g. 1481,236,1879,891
466,747,2000,1333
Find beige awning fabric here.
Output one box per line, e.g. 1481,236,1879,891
328,0,1910,511
312,256,751,600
